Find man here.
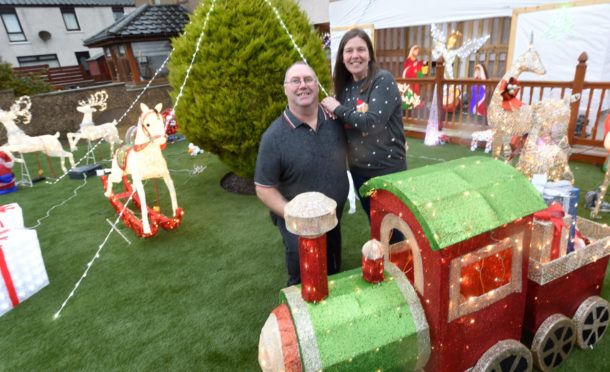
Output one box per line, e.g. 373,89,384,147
254,62,349,286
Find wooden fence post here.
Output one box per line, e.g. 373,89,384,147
567,52,587,145
435,57,445,130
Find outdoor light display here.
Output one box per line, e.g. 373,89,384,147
0,204,49,317
260,157,610,371
0,96,75,174
284,192,338,303
516,96,575,182
488,36,546,161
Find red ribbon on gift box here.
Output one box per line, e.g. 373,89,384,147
0,204,15,213
0,246,19,307
534,203,567,260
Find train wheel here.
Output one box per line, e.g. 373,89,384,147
573,296,610,349
531,314,576,371
472,339,532,372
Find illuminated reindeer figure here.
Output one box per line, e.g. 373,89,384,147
66,90,121,157
104,103,178,237
516,94,579,181
488,34,546,161
0,96,74,173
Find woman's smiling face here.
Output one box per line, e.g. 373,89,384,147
342,36,370,81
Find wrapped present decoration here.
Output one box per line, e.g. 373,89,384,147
1,227,49,316
531,208,570,263
0,203,23,229
532,179,580,253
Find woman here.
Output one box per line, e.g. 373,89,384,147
321,28,407,219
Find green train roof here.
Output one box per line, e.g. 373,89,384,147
360,156,547,251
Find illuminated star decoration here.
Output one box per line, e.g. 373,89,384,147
430,24,490,79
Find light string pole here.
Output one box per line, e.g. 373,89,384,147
263,0,330,98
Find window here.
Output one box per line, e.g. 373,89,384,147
112,7,124,21
132,40,172,80
447,231,524,322
17,54,60,68
61,8,80,31
1,9,26,42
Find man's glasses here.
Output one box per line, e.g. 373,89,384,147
284,77,317,86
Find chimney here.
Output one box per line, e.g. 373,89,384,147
284,192,337,303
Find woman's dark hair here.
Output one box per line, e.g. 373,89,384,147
333,28,379,98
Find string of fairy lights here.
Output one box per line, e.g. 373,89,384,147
263,0,330,97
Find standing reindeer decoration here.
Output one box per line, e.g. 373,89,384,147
66,90,121,157
0,96,74,173
488,34,546,161
103,103,182,238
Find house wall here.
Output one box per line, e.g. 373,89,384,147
134,0,330,24
0,83,172,144
0,6,136,67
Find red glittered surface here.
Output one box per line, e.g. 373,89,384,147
370,190,534,371
524,256,610,334
534,204,567,260
460,248,512,298
299,235,328,303
271,304,302,372
362,256,384,284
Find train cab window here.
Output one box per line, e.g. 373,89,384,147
448,232,524,322
388,229,415,283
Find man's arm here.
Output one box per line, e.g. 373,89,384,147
256,185,287,218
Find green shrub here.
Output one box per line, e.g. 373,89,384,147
168,0,330,179
0,60,52,96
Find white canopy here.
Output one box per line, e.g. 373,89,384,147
328,0,562,72
329,0,563,30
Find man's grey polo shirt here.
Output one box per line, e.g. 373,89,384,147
254,105,349,211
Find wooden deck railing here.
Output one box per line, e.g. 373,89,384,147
13,64,95,90
395,53,610,164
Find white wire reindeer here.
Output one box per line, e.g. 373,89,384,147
0,96,74,173
66,90,121,157
104,103,178,236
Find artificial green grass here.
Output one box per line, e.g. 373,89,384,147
0,139,608,370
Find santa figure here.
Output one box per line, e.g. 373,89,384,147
401,44,427,98
0,150,17,194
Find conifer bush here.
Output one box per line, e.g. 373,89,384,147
168,0,330,179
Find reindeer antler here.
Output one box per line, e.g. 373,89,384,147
78,90,108,111
10,96,32,125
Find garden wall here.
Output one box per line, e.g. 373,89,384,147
0,83,173,144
